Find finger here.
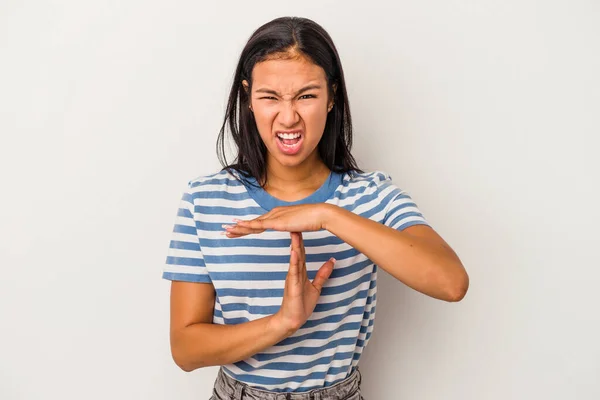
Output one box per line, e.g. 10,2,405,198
222,224,264,237
222,231,249,238
290,232,300,254
297,232,306,272
233,219,264,229
234,219,276,231
291,232,302,254
288,248,300,287
312,258,336,293
290,232,304,280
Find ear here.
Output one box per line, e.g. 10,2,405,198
328,83,338,110
242,80,253,111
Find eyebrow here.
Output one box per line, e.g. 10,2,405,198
255,84,323,97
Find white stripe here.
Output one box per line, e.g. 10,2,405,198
193,197,258,209
391,215,428,229
163,265,208,275
167,248,204,259
191,183,248,194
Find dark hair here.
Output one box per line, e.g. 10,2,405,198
216,16,362,185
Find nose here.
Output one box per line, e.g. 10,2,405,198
277,100,300,127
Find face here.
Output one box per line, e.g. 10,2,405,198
244,56,333,170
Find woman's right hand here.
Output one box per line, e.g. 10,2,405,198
273,232,336,335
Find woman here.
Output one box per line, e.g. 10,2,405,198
163,16,468,399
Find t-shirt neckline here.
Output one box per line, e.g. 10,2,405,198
241,170,344,211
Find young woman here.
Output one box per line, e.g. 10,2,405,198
163,16,468,400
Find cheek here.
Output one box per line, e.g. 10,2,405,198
300,106,328,132
253,109,276,134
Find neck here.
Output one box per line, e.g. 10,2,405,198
263,152,330,191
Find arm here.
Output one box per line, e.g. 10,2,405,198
169,232,334,372
323,205,469,302
169,281,291,372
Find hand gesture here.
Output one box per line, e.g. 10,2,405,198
275,232,336,334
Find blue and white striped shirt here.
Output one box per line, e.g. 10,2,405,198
163,169,429,392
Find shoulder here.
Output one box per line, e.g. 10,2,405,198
334,170,403,206
174,169,248,208
341,169,397,192
184,168,245,193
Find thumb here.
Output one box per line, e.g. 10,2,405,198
312,258,335,293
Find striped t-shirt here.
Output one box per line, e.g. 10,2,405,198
163,168,429,392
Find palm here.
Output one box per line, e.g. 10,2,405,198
279,232,335,331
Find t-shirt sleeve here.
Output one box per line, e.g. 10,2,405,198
377,172,430,231
162,181,211,283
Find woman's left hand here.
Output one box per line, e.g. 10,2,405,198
222,204,334,238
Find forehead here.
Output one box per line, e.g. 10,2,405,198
251,57,327,90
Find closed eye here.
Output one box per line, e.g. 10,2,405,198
299,94,316,100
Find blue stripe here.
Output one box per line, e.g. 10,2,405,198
173,224,196,236
332,185,370,201
189,176,243,187
356,189,397,220
221,302,280,315
388,211,424,227
191,191,251,200
177,207,193,218
169,240,200,251
199,235,345,249
385,194,416,212
340,185,382,211
251,336,358,362
202,247,360,265
181,192,194,204
305,306,367,328
276,322,362,346
234,351,353,372
313,290,373,313
165,256,205,267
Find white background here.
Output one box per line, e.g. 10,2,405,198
1,1,599,399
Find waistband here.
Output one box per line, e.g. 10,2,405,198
212,367,362,400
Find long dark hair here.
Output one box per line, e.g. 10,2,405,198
216,16,362,185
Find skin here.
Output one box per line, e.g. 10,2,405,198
168,52,469,373
243,54,334,199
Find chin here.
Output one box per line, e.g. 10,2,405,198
275,155,307,167
267,140,320,168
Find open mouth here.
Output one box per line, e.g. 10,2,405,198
276,132,302,146
275,131,304,155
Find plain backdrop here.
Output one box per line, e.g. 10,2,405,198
1,1,599,399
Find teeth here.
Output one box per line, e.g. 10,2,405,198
277,132,301,139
